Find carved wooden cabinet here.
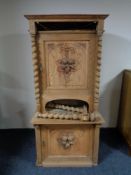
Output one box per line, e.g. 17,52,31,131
25,14,108,167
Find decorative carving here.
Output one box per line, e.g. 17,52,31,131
57,47,76,71
47,42,86,86
57,134,75,149
36,111,91,121
48,103,87,113
94,35,102,110
25,14,108,167
56,46,78,82
56,57,76,75
31,34,41,112
90,112,96,121
36,104,90,121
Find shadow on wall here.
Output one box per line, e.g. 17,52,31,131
99,33,131,127
100,73,123,127
0,34,35,128
0,87,28,128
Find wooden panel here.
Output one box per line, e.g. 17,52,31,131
92,125,100,165
24,14,108,21
41,125,94,165
38,33,97,92
49,126,92,156
46,41,88,88
35,125,42,165
42,157,92,167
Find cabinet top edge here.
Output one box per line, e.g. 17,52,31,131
24,14,109,21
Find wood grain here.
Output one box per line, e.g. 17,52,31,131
31,34,41,111
94,35,102,110
24,14,108,20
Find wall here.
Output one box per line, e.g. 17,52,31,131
0,0,131,128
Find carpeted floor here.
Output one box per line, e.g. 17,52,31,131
0,128,131,175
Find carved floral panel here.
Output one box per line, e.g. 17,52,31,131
48,127,92,156
45,41,89,89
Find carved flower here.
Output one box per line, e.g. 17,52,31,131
56,57,76,75
58,134,75,149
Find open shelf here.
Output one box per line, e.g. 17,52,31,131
36,21,97,31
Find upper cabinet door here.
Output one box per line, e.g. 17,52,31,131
38,33,97,93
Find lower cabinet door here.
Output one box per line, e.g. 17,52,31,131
41,125,94,166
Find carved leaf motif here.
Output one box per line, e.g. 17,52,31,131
56,57,76,75
57,134,75,149
56,45,79,83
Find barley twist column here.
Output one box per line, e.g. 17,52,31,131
31,34,41,112
94,35,102,111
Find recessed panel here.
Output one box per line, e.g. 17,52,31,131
45,41,89,89
41,126,93,157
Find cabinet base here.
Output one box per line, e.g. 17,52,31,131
32,113,104,167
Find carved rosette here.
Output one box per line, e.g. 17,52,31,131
56,46,79,83
57,134,75,149
94,35,102,110
56,57,77,75
31,34,41,112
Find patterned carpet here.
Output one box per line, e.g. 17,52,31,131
0,129,131,175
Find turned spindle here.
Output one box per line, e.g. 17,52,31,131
31,34,41,112
48,104,87,114
94,35,102,111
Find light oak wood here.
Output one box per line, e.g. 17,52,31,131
25,14,108,167
32,112,105,125
33,114,103,167
92,125,100,165
34,125,42,165
42,125,93,164
94,35,102,110
31,34,41,111
38,33,97,112
24,14,108,21
32,112,104,124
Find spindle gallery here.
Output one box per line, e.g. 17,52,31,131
25,14,108,167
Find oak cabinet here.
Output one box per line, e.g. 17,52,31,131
25,14,108,166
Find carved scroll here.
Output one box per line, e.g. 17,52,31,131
31,34,41,112
94,35,102,110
